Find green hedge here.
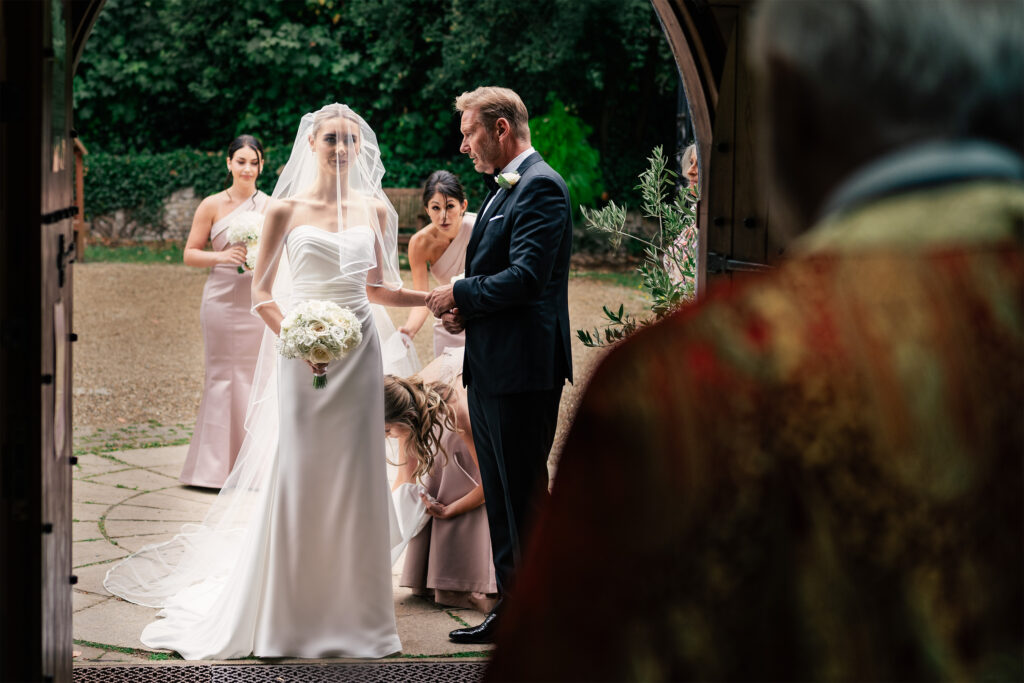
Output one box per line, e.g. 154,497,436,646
83,146,493,226
84,98,620,254
83,148,279,227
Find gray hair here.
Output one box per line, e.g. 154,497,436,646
749,0,1023,149
681,144,696,169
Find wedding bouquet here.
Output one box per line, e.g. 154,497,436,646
276,300,362,389
224,211,264,273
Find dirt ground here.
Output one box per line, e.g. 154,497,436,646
72,263,649,468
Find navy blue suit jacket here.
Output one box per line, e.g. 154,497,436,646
452,152,574,395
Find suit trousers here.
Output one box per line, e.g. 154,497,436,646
467,385,563,595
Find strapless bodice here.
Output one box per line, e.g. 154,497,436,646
287,224,374,315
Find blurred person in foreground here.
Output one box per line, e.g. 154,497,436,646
487,0,1024,680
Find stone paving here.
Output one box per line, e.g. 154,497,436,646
72,444,492,665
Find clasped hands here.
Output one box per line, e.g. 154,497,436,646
424,284,464,334
420,491,452,519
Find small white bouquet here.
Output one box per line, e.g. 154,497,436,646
224,210,264,273
276,300,362,389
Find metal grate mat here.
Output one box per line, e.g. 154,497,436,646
74,662,487,682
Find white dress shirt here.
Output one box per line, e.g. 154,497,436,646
482,146,536,216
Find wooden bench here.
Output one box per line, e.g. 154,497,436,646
383,187,427,251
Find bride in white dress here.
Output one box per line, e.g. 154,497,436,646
104,104,427,660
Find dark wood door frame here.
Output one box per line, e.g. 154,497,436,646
651,0,773,291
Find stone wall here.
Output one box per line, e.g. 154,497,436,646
89,186,202,242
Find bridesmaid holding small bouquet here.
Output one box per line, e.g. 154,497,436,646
179,134,270,488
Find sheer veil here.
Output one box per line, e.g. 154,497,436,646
104,104,419,607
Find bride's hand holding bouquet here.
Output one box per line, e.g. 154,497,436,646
276,300,362,389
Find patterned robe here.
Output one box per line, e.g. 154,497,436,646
488,181,1024,681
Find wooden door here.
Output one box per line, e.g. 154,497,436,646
704,2,776,285
651,0,777,292
41,0,77,679
0,0,76,680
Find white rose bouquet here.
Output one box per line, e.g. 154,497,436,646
224,210,264,273
276,300,362,389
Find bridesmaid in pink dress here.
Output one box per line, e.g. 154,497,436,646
385,355,498,613
398,171,476,357
179,135,270,488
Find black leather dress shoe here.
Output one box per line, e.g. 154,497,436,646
448,609,500,644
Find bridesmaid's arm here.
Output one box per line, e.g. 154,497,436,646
398,231,434,338
424,394,485,519
251,202,291,335
183,196,245,268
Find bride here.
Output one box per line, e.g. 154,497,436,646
104,104,427,659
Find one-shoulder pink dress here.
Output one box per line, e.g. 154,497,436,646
428,213,475,357
179,192,269,488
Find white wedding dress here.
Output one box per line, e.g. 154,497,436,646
136,224,402,659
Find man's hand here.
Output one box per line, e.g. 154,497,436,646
441,310,464,334
426,283,456,317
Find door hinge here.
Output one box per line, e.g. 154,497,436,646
42,205,78,225
57,232,76,287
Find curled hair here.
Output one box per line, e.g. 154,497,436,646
384,375,457,483
454,86,531,141
225,134,265,191
421,170,466,208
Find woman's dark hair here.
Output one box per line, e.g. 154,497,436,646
225,134,265,189
421,170,466,207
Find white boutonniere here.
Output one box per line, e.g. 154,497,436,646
495,172,520,191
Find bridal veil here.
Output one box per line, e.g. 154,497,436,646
104,104,420,609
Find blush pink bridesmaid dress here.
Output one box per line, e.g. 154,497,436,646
179,192,269,488
428,213,475,357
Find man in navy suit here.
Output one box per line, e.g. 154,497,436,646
426,86,573,643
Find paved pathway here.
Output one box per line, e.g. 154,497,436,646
72,445,492,665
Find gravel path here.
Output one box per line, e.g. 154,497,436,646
72,263,649,467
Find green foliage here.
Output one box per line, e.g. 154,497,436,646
82,146,285,228
377,152,486,209
74,0,678,202
84,242,185,263
84,149,219,226
530,95,603,217
82,144,491,231
577,146,698,347
570,270,645,290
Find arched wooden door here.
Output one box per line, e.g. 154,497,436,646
652,0,777,292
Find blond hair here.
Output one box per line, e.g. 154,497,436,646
384,375,457,483
310,103,362,135
455,86,531,141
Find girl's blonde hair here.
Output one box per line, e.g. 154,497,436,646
384,375,457,483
